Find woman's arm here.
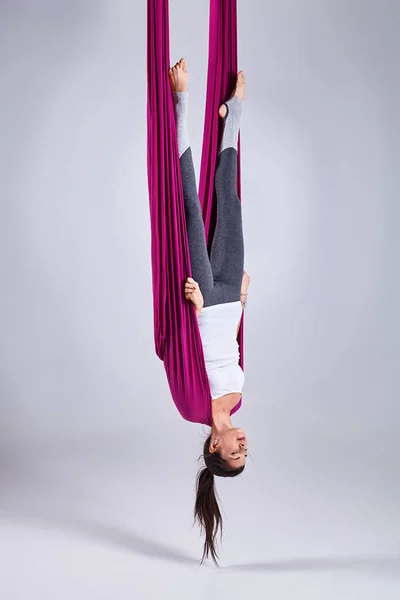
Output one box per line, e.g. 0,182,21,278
236,270,251,335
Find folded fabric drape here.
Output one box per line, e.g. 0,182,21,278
146,0,243,425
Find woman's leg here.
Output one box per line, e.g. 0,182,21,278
173,90,214,300
209,89,245,303
171,63,246,308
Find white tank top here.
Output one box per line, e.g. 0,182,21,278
197,300,245,400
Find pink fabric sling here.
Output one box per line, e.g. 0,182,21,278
147,0,243,425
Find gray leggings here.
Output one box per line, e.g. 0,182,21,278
180,147,244,308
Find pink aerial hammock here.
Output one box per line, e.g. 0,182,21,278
147,0,243,426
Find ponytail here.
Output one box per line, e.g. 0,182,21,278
194,467,222,565
194,435,244,565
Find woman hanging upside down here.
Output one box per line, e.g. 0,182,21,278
169,58,250,564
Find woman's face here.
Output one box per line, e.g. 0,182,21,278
211,428,248,469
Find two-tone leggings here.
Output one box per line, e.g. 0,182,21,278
179,145,244,308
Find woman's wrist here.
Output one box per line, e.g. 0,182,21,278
240,292,248,309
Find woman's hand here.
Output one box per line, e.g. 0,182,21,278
240,270,251,308
185,277,204,316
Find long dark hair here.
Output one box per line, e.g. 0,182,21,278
194,434,244,565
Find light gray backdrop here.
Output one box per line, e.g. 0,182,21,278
1,0,399,598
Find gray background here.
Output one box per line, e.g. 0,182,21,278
1,0,399,598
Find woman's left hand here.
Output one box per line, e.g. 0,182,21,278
185,277,204,316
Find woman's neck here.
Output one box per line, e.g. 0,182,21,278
211,393,241,433
212,408,232,434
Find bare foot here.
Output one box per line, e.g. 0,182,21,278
168,58,188,92
219,70,246,118
184,277,204,316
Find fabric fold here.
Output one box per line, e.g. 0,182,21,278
146,0,243,425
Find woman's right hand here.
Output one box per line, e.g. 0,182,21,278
240,270,251,308
185,277,204,316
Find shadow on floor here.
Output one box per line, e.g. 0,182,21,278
222,555,400,574
1,506,202,568
2,506,399,576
